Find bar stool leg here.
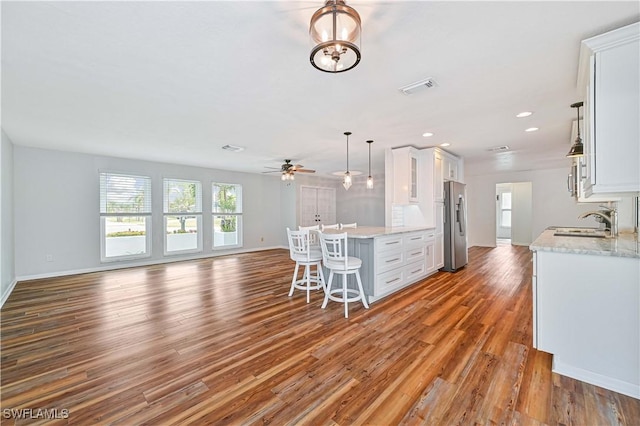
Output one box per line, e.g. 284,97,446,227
316,262,326,292
304,264,311,303
343,274,349,318
322,270,334,309
288,263,300,297
355,270,369,309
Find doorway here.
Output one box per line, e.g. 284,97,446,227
495,182,533,246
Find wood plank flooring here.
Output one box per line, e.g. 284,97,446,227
2,244,639,425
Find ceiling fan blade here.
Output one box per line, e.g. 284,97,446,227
261,170,281,174
296,169,315,173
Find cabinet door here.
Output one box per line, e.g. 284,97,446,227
300,186,319,227
425,241,436,272
592,40,640,193
316,187,336,225
434,236,444,270
409,153,419,202
434,151,444,202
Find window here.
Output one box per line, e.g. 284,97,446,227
164,179,202,254
500,191,512,228
100,172,152,261
212,183,242,249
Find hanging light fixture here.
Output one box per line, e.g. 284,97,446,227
366,140,374,189
567,101,584,157
309,0,361,73
343,131,352,190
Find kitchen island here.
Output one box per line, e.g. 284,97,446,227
323,226,439,303
530,229,639,399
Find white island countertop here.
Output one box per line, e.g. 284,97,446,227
530,228,639,259
322,226,434,239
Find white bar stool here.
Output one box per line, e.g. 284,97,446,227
299,225,321,248
286,228,325,303
319,232,369,318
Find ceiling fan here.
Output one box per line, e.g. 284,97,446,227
263,159,315,179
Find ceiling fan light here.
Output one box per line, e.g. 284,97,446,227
309,0,361,73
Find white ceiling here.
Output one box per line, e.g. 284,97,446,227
2,1,639,178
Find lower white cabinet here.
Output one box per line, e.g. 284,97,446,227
366,230,438,302
532,249,639,398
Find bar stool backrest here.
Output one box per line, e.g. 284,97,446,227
319,232,349,270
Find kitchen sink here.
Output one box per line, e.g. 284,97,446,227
553,227,608,238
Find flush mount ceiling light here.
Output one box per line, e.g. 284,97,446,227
366,140,374,189
525,127,539,132
516,111,533,118
309,0,361,73
567,101,584,157
439,142,451,147
222,144,245,152
342,131,352,190
422,132,434,138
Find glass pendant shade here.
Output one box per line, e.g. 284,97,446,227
343,171,352,190
366,139,374,189
342,131,352,190
567,101,584,157
310,0,361,73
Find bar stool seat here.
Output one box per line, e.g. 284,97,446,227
319,232,369,318
287,228,325,303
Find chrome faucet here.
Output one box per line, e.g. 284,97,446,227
578,205,618,236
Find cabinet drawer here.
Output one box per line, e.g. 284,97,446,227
376,235,403,252
405,245,426,263
403,231,429,246
405,259,427,282
376,268,404,294
376,251,405,274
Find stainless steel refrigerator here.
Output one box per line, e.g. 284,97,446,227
443,181,468,272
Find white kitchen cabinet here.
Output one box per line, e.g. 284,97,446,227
578,22,640,196
299,185,336,227
392,147,421,204
532,248,640,398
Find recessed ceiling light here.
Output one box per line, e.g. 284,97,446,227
516,111,533,118
439,143,450,147
222,144,245,152
525,127,539,132
422,132,434,137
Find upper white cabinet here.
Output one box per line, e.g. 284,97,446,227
392,147,421,204
578,22,640,196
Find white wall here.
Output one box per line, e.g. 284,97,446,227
467,167,636,247
511,182,533,246
1,131,16,306
13,146,285,278
335,172,386,227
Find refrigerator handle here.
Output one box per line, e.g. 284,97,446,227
456,195,466,236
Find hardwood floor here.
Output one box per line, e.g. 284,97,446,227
1,245,638,425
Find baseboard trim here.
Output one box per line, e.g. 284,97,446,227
0,279,18,309
16,245,288,282
553,358,640,399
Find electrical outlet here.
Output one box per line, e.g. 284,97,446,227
45,254,53,262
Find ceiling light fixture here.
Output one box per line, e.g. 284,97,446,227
525,127,539,132
222,144,245,152
343,131,352,190
366,140,374,189
422,132,434,138
281,171,295,181
440,142,450,147
567,101,584,157
516,111,533,118
309,0,361,73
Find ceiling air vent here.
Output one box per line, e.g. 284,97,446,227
487,146,510,152
399,78,438,95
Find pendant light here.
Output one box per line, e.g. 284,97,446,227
366,140,374,189
343,131,352,190
567,101,584,157
309,0,361,73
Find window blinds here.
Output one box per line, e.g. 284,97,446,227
163,179,202,213
99,172,152,214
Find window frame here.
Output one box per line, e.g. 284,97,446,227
163,178,203,255
99,172,152,262
212,182,243,250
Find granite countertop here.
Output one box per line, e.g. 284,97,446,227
530,228,640,259
322,226,434,239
